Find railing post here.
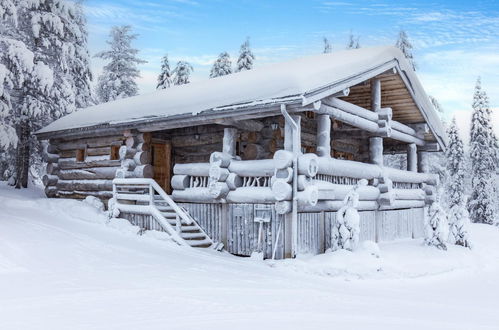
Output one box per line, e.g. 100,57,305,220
149,183,154,206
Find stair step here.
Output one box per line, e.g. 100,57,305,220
156,206,174,212
188,238,212,247
181,232,206,240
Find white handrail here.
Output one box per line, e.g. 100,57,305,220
113,178,193,225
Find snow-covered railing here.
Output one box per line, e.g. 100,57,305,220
113,178,193,245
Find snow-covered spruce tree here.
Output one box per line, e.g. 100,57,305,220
323,37,332,54
424,201,449,250
172,61,193,85
445,118,472,248
156,54,172,89
0,0,93,187
468,78,496,225
331,179,367,251
210,52,232,78
395,30,416,71
95,25,146,103
236,38,255,72
346,32,360,49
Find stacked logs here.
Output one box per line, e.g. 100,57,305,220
272,151,319,214
42,142,59,197
376,175,394,206
208,152,233,199
115,132,153,179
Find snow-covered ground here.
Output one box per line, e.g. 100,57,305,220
1,182,498,330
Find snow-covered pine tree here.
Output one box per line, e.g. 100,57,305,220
156,54,172,89
323,37,332,53
395,30,416,71
210,52,232,78
95,25,146,103
172,61,193,86
445,118,472,248
468,78,496,225
236,38,255,72
424,201,449,250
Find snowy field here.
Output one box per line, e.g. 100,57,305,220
1,182,498,330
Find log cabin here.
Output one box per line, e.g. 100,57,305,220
35,46,446,258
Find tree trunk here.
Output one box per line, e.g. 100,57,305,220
15,118,30,189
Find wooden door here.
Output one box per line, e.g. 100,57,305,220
151,141,172,194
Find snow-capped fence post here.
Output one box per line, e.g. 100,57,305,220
331,179,368,251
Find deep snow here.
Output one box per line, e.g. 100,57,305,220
1,182,498,330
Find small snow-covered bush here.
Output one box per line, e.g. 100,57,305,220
107,197,120,219
448,204,472,248
83,196,105,212
424,202,449,250
331,179,368,251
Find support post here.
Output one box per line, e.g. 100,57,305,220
316,114,331,157
223,128,237,157
281,106,301,258
369,78,383,166
417,151,429,173
407,143,417,172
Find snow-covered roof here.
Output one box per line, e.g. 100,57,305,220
36,46,446,148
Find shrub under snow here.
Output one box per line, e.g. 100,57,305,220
424,202,449,250
331,179,368,251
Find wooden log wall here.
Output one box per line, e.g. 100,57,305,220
43,134,126,201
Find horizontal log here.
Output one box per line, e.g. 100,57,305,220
208,181,229,199
57,190,113,200
134,151,151,165
54,135,124,151
121,159,136,171
271,179,292,201
226,187,275,203
173,132,223,148
42,175,58,186
45,186,57,198
379,200,425,210
392,188,425,200
43,152,59,163
312,181,380,201
297,153,319,177
119,146,136,160
58,157,120,170
226,173,243,190
171,175,190,190
46,163,60,175
172,188,214,203
173,163,210,176
300,200,378,212
273,150,294,169
316,157,382,179
274,167,293,183
228,159,275,177
275,200,292,214
384,167,438,185
58,167,119,180
297,186,319,208
134,164,153,178
209,152,232,167
56,179,113,191
209,165,230,182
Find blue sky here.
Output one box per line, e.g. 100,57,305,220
85,0,499,138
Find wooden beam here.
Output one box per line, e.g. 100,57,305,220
370,78,383,166
223,128,237,156
214,118,264,132
407,143,417,172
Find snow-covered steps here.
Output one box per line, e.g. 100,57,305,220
112,178,222,250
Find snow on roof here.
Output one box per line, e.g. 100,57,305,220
37,46,445,147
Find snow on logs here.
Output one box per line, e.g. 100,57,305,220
208,152,233,199
319,97,424,145
116,132,152,179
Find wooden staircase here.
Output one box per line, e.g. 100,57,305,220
112,178,222,250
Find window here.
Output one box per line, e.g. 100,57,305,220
76,149,86,162
110,145,120,160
